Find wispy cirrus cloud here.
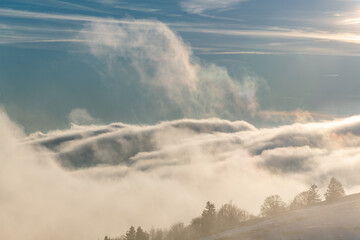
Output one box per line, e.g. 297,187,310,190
180,0,247,14
0,9,162,45
2,8,360,56
0,8,143,24
175,25,360,56
179,27,360,45
30,0,109,13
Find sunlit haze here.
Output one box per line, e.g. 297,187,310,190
2,0,360,239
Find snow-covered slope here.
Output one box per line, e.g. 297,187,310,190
202,194,360,240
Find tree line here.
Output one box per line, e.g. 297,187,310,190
104,177,345,240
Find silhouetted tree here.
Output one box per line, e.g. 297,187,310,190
201,201,216,234
166,223,189,240
260,195,286,217
217,202,249,230
149,228,164,240
290,184,321,210
189,201,217,236
307,184,321,205
125,226,136,240
324,177,345,201
289,191,309,210
136,226,149,240
189,216,202,237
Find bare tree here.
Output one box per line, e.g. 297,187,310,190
217,202,249,229
260,195,286,217
290,184,321,210
149,228,164,240
166,223,189,240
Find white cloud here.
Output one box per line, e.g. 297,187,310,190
0,112,302,240
32,115,360,191
3,8,360,56
31,115,360,199
80,20,258,119
68,108,99,125
81,20,198,93
179,26,360,45
6,108,360,239
0,8,120,23
180,0,247,14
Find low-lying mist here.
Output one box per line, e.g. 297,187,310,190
3,109,360,239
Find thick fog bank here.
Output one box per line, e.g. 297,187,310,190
3,112,360,239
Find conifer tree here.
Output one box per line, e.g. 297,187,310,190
290,184,321,210
324,177,345,201
289,191,309,210
307,184,321,205
125,226,136,240
201,201,216,234
135,227,149,240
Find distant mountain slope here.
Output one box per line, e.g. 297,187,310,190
202,194,360,240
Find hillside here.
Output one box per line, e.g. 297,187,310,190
201,194,360,240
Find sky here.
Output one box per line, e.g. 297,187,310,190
3,1,360,240
1,0,360,132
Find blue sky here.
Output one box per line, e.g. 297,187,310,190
1,0,360,133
